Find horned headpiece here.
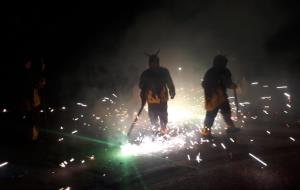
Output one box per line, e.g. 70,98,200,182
145,49,160,64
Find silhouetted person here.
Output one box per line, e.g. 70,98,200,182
139,50,175,135
201,55,240,137
19,58,46,141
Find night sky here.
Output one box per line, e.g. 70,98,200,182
2,0,300,106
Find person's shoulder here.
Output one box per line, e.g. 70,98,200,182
159,67,169,73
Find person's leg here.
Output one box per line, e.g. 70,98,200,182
220,100,235,128
204,108,219,129
201,107,219,136
148,105,159,128
158,103,168,134
220,100,240,133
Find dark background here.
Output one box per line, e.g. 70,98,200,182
1,0,300,108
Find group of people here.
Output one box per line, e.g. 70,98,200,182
139,52,240,137
19,52,239,141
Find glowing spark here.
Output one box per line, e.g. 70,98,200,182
286,104,291,108
70,158,74,162
61,106,66,110
196,152,202,163
58,138,64,142
40,109,44,113
284,93,290,98
251,116,258,120
71,130,78,134
81,160,85,164
76,102,87,107
284,111,288,114
212,143,217,147
229,138,235,143
261,96,271,100
262,85,269,88
289,137,295,142
266,130,271,135
263,110,269,115
221,143,226,149
59,163,66,168
187,154,191,161
102,173,106,177
178,67,182,71
60,187,71,190
73,118,79,121
60,126,64,130
251,82,259,85
276,86,288,89
0,162,8,167
249,153,268,167
50,109,54,112
112,93,118,98
239,102,250,107
89,155,95,160
250,139,254,142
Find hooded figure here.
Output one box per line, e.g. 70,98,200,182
139,50,175,134
201,55,240,137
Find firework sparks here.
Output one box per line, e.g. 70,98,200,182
196,152,202,163
249,153,268,167
76,102,87,107
220,143,227,150
276,85,288,89
187,154,191,161
0,162,8,168
289,137,295,142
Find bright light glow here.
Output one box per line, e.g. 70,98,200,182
121,136,186,156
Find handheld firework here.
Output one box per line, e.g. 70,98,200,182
127,91,146,137
233,87,239,118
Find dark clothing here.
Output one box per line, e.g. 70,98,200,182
139,67,175,129
202,67,233,101
204,100,234,128
139,67,175,104
202,65,235,128
148,103,168,128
